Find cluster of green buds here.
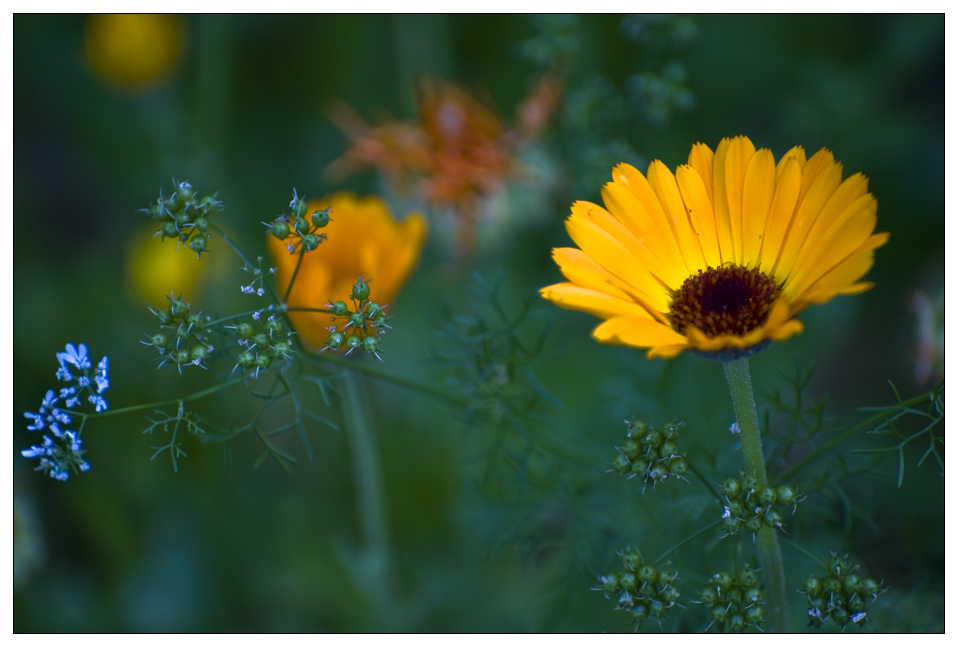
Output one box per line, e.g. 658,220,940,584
143,293,214,373
719,474,801,536
142,180,223,259
696,566,765,632
264,189,331,254
610,419,689,490
799,553,884,629
228,313,296,378
321,277,391,362
596,547,681,630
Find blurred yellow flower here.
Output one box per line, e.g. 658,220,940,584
126,222,228,310
267,193,427,348
86,14,184,89
540,136,889,360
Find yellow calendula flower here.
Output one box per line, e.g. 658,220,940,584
86,14,184,89
267,193,427,348
540,136,889,359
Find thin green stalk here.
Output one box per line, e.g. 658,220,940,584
342,370,394,614
724,357,790,633
304,349,465,408
778,388,939,483
209,222,280,303
282,249,305,304
652,520,723,566
66,376,243,420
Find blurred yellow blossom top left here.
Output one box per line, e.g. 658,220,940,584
86,14,184,89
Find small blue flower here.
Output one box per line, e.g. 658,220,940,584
95,356,109,393
57,343,91,372
21,431,90,481
23,390,72,434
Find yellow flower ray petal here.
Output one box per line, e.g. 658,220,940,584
712,137,736,263
741,148,776,268
539,283,654,320
648,160,708,273
592,316,688,350
676,164,722,267
724,136,757,265
758,156,802,276
687,142,715,206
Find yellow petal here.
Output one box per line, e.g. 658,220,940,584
775,145,806,179
758,156,802,276
724,136,757,265
790,232,888,311
592,316,688,351
552,247,636,301
574,201,674,289
741,148,776,268
773,160,843,282
797,147,835,207
676,164,722,267
712,137,736,264
647,160,707,273
610,163,689,276
539,282,654,320
687,142,715,207
565,215,670,312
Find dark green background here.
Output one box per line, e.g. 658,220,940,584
14,15,943,632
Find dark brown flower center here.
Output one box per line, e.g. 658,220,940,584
668,266,781,338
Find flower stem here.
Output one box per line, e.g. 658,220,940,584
723,357,790,633
342,370,395,616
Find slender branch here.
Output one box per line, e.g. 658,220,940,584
282,249,306,304
67,376,243,420
652,520,723,566
303,349,465,408
208,222,280,303
778,388,940,483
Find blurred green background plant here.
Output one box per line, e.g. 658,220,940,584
13,14,943,632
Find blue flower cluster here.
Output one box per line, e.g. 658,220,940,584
20,343,109,481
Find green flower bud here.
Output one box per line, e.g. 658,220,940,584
326,330,345,350
776,485,798,506
161,221,179,239
270,221,291,240
648,464,668,482
861,578,880,598
150,333,169,350
627,419,649,437
618,571,637,593
345,334,362,350
617,591,633,609
822,576,842,595
621,437,641,461
630,601,648,623
830,606,850,626
272,340,292,357
611,454,631,474
660,584,680,603
189,345,209,361
365,302,383,318
847,595,866,613
660,440,680,457
744,516,763,533
800,575,822,596
156,309,173,325
302,233,320,251
174,348,191,365
763,509,784,528
169,298,189,318
738,566,759,588
237,351,257,368
712,571,733,591
640,429,663,447
728,612,746,633
373,315,389,328
599,573,618,597
745,603,765,625
621,549,642,572
698,587,719,606
174,211,191,228
668,457,688,476
744,586,763,605
827,554,850,576
710,605,729,624
193,216,209,232
148,203,168,221
198,195,222,216
189,234,207,254
329,301,349,316
311,208,330,228
236,322,255,339
178,232,190,242
842,574,862,595
722,478,742,499
349,312,366,329
630,457,649,477
637,564,657,585
352,278,370,301
255,354,273,370
647,597,666,618
175,181,195,202
252,334,270,350
265,318,284,336
294,216,309,233
723,515,742,533
758,486,778,506
727,500,746,518
291,197,307,219
362,335,380,353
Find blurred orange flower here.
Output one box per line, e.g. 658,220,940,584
86,14,184,90
327,75,561,256
267,193,427,348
